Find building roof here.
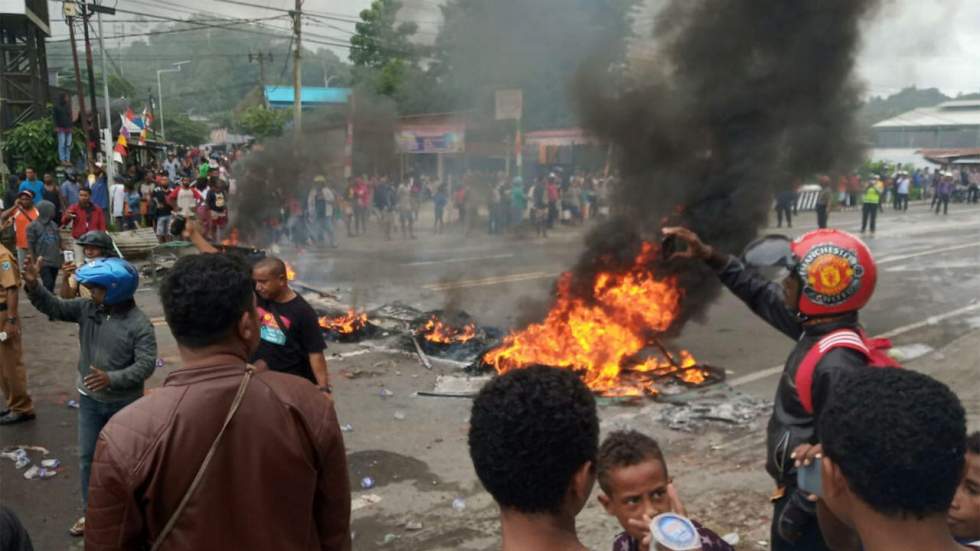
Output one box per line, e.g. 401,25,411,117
524,128,599,146
264,86,351,108
873,100,980,129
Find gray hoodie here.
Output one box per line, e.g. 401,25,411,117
26,200,63,268
27,283,156,403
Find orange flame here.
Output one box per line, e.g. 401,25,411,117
418,315,478,344
319,309,368,334
221,228,240,246
482,242,707,397
285,262,296,281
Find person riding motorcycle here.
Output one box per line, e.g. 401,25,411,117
664,226,878,551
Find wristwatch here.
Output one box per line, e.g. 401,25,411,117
318,385,333,394
6,316,17,324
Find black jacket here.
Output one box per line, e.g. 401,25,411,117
716,256,869,485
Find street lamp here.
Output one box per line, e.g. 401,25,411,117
156,60,191,141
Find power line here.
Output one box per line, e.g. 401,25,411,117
45,15,290,43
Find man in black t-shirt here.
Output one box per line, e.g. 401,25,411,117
251,257,331,393
152,177,174,242
205,180,228,242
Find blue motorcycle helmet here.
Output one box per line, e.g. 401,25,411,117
75,258,139,305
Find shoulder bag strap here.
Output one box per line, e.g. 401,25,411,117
150,364,255,551
795,330,869,415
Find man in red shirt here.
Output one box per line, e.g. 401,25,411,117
63,188,107,239
63,188,107,262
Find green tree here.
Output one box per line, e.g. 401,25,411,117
2,111,84,173
349,0,437,111
164,113,210,146
236,106,288,139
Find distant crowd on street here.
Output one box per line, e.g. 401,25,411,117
774,166,980,235
263,167,619,248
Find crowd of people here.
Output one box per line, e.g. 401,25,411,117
3,123,980,550
0,149,236,257
0,211,976,551
267,167,617,247
783,166,980,234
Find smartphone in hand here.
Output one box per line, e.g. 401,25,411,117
797,457,822,497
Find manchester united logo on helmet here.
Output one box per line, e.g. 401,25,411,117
798,244,865,306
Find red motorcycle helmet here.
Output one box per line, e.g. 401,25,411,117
742,229,876,316
791,229,876,316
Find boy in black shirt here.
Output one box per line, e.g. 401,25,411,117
251,257,330,392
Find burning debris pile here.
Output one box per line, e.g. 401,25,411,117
318,309,379,342
477,242,722,397
413,311,502,361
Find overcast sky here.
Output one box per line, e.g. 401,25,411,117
46,0,980,98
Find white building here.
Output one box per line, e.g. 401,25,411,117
871,100,980,166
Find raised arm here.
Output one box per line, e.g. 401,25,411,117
24,257,86,322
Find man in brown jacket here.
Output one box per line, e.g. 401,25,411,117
85,253,351,550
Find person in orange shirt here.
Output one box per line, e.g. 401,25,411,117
1,190,40,268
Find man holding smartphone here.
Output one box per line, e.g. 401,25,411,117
664,227,879,551
24,256,156,536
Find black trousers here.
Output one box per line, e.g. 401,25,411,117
776,205,792,227
771,491,829,551
969,186,979,204
936,195,949,215
861,203,878,233
896,193,909,211
40,265,59,293
815,204,828,229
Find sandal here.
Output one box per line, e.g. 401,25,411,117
69,516,85,537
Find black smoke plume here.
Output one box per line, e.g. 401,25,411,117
229,90,398,245
572,0,880,332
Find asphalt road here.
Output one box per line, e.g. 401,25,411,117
4,198,980,550
286,200,980,396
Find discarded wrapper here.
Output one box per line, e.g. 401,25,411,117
1,448,30,469
22,466,55,480
41,458,61,469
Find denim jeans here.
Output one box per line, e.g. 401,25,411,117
79,394,137,507
40,266,58,292
57,129,72,163
320,216,336,246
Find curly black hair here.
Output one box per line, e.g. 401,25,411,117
968,432,980,455
468,366,599,515
819,366,966,519
597,430,667,495
160,253,255,349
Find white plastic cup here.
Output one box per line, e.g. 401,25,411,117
650,513,701,551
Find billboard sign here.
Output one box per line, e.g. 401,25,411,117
395,124,465,154
495,89,523,121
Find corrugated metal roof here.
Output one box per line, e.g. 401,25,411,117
264,86,351,106
873,102,980,128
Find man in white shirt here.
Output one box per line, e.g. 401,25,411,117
109,178,127,229
896,172,911,212
162,153,179,182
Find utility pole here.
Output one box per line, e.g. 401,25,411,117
80,4,100,148
291,0,303,137
248,52,273,107
95,0,114,188
65,3,94,165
